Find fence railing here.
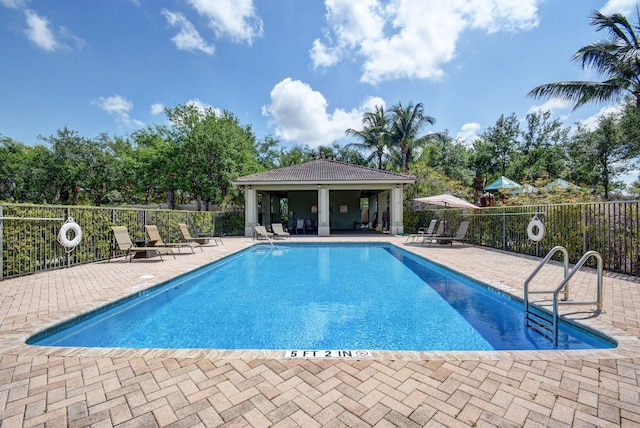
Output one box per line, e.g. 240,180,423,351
1,204,243,280
4,201,640,279
405,200,640,277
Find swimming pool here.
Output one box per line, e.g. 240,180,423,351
28,243,614,351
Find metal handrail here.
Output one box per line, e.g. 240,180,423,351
254,224,275,249
524,246,569,313
551,251,604,340
524,247,604,345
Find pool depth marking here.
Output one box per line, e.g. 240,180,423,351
286,350,372,359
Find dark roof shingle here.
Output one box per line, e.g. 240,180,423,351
233,159,414,183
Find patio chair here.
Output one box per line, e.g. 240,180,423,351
254,224,274,240
271,223,290,239
110,226,174,262
178,223,223,246
145,225,201,253
426,221,470,247
295,218,306,234
406,219,437,243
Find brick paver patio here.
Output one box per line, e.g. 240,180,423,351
1,235,639,427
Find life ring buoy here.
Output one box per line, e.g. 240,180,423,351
527,218,545,242
58,219,82,249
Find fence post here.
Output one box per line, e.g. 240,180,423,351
502,208,507,250
582,204,587,254
65,207,71,269
0,205,3,280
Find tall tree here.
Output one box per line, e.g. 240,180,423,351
567,113,628,200
165,104,260,210
511,110,569,180
387,102,436,172
528,11,640,110
345,105,390,169
481,113,520,177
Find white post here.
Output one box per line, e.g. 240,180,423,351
317,187,330,236
390,186,404,235
244,187,258,237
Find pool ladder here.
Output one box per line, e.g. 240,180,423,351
524,246,605,345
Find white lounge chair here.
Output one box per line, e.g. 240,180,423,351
271,223,290,239
254,224,274,240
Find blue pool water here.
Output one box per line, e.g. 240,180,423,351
29,243,614,351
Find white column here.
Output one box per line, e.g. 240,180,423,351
390,186,404,235
317,187,330,236
244,187,258,237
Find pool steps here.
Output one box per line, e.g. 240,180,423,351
524,246,605,345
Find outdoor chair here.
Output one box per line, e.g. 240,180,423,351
110,226,174,262
426,221,470,247
178,223,222,246
271,223,290,239
254,224,274,240
295,218,306,234
406,219,437,243
145,225,200,253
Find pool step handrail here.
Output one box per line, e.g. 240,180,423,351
524,246,604,345
254,223,275,249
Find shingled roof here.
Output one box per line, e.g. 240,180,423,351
233,159,415,184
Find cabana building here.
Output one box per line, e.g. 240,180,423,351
232,159,415,237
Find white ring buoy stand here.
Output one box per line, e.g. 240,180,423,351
58,218,82,250
527,218,545,242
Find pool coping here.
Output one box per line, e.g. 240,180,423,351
4,240,639,363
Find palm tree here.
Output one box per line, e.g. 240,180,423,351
528,11,640,110
388,102,436,172
345,105,390,169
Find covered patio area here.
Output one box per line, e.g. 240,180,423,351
232,159,415,237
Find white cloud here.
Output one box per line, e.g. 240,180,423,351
150,103,165,115
527,98,572,115
92,95,145,128
312,0,540,84
162,9,215,55
262,78,384,147
24,10,59,51
0,0,27,9
600,0,638,15
187,0,263,44
456,122,481,144
576,104,624,131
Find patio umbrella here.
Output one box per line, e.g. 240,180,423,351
484,176,521,192
544,178,580,191
413,193,479,209
511,183,539,194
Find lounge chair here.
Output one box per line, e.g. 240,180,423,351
145,225,201,253
416,220,447,246
406,219,437,242
178,223,223,246
254,224,274,240
426,221,470,247
110,226,174,262
271,223,290,239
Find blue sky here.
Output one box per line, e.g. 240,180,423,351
1,0,638,155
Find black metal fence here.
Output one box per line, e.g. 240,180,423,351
405,201,640,276
3,201,640,279
0,204,243,280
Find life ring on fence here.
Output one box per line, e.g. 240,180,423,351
527,218,545,242
58,218,82,249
